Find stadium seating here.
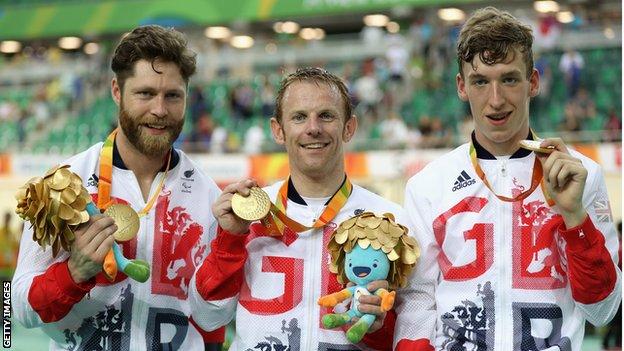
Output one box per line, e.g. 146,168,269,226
1,47,620,154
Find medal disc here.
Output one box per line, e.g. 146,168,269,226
104,204,140,241
518,140,555,154
231,187,271,221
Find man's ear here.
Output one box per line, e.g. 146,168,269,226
456,73,469,102
270,117,285,145
342,115,358,142
111,78,122,107
529,68,540,98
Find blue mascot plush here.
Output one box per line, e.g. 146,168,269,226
318,212,419,343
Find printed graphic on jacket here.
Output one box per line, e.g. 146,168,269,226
441,282,495,351
152,190,208,299
434,181,567,288
63,285,134,351
239,221,359,349
512,302,571,351
593,199,613,223
512,180,567,290
240,223,339,317
244,318,301,351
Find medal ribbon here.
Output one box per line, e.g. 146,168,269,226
469,142,554,205
97,129,171,216
262,176,352,235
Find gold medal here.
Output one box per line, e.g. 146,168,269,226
231,187,271,221
105,204,140,241
519,140,555,154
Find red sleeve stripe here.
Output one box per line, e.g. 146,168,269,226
28,261,95,323
559,215,618,304
195,227,248,301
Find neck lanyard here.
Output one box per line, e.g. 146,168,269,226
263,176,352,235
97,129,171,216
469,143,553,205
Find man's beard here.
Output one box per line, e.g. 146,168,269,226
118,104,183,157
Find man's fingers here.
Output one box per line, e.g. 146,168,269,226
357,294,383,315
357,303,384,315
358,294,381,306
542,151,584,186
540,138,568,154
84,222,117,255
221,180,245,194
542,150,564,171
221,178,258,197
76,215,115,246
213,193,234,216
74,214,105,237
93,236,116,262
557,162,586,189
556,165,574,189
215,178,259,218
366,279,389,292
544,156,585,189
547,158,565,188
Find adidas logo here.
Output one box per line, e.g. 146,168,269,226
452,170,476,192
87,174,99,187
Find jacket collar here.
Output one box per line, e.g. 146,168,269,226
287,175,347,206
113,138,180,171
471,130,533,160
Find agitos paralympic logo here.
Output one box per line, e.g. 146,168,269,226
2,281,10,348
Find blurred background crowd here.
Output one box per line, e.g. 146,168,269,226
0,0,620,156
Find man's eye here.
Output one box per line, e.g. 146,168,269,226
503,77,518,84
474,80,487,86
293,114,306,122
320,113,335,120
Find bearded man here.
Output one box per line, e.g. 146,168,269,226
12,25,225,351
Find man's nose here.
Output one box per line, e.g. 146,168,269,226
306,115,321,135
489,83,505,109
151,95,167,118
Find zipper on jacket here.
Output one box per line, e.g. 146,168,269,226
501,159,508,178
497,201,507,350
305,228,319,350
135,213,149,346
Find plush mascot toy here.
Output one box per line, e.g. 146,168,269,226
318,212,419,343
15,164,150,282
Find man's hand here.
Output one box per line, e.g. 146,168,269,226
213,178,258,235
351,280,389,333
68,215,117,284
537,138,588,227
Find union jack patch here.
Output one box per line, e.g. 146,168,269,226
593,200,613,223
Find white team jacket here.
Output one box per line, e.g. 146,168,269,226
190,180,408,350
398,143,621,350
12,142,222,350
